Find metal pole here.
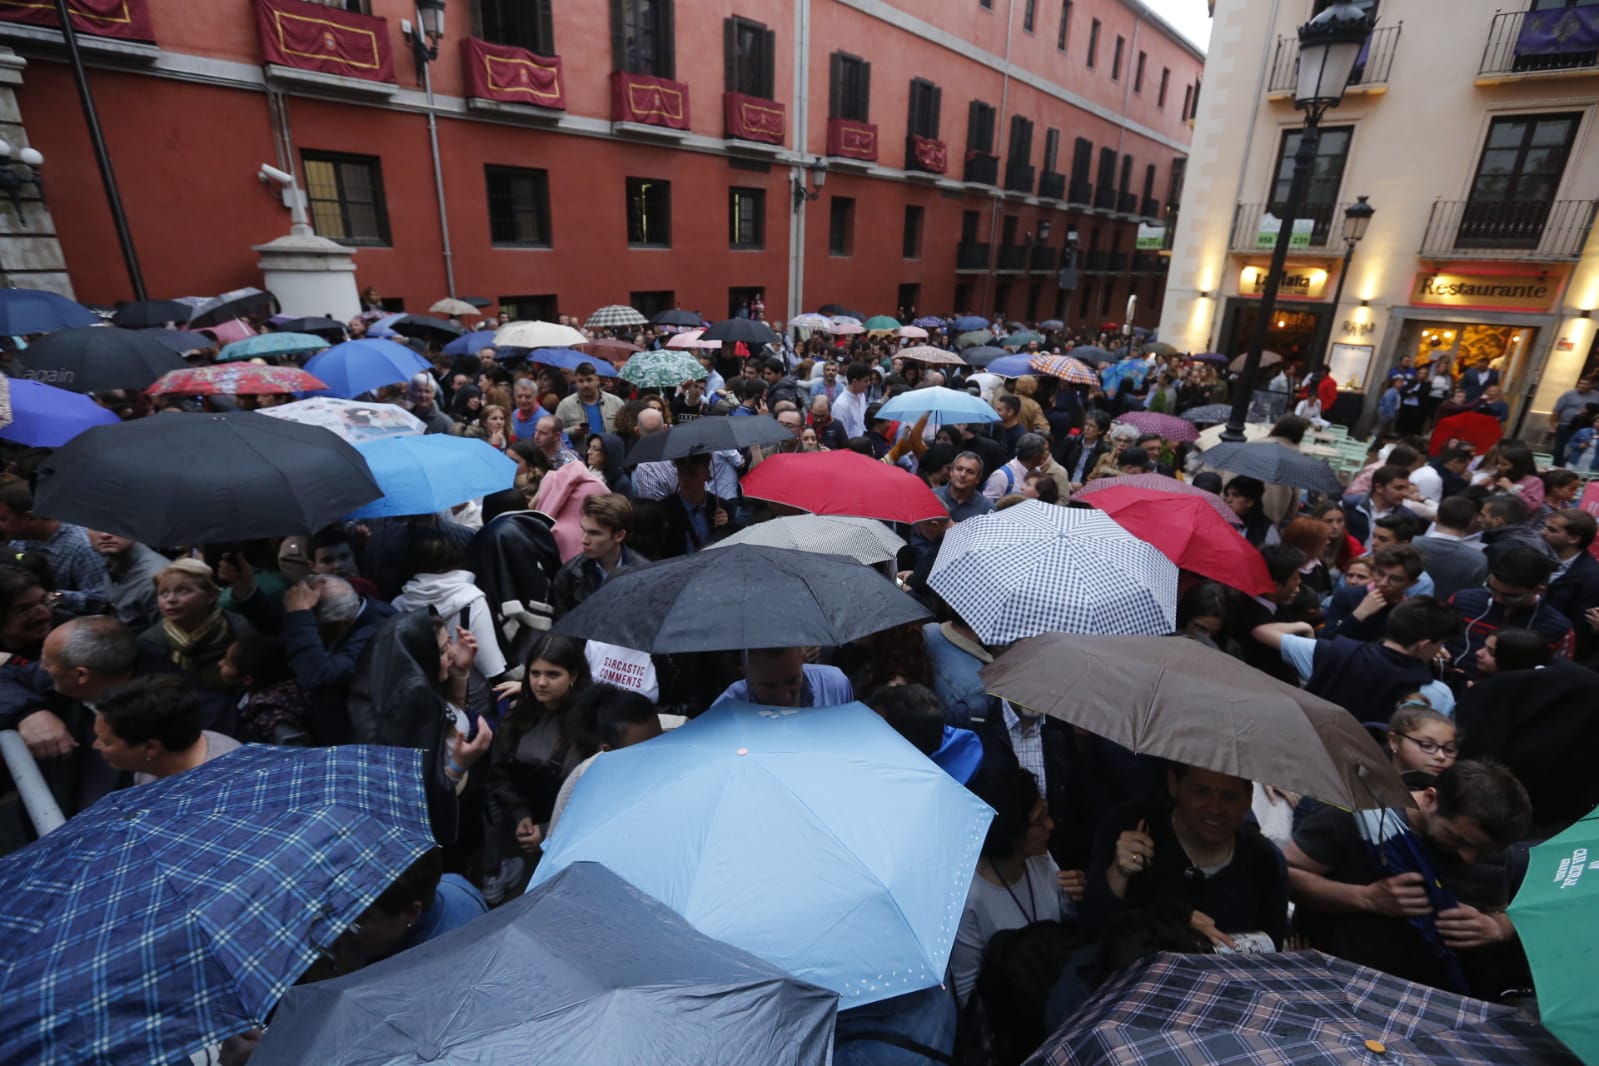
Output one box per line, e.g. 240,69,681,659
1221,120,1321,441
0,730,65,837
1309,237,1356,378
53,0,145,300
420,58,455,298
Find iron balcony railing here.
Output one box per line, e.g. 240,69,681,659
1228,201,1352,253
1003,161,1036,195
1268,24,1402,93
1029,244,1060,272
1068,179,1093,206
1479,7,1599,77
956,240,992,271
996,244,1028,272
1038,171,1066,201
1419,199,1597,260
963,153,999,185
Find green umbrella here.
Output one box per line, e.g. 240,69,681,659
956,330,994,349
1000,331,1044,348
1509,806,1599,1063
619,350,707,389
218,332,333,362
863,315,900,331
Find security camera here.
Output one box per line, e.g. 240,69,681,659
258,164,294,186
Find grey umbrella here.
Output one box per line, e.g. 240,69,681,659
1198,440,1344,493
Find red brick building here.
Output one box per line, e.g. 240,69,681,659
9,0,1201,325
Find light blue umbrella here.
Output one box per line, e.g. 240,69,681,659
533,701,994,1009
528,348,618,376
442,329,498,357
986,354,1035,377
876,385,999,425
218,332,331,362
347,434,517,518
950,315,989,333
303,339,430,398
0,377,120,447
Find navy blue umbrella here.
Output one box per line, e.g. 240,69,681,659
442,329,497,356
951,315,990,333
11,326,189,392
0,288,98,335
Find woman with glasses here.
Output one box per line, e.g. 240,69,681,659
1386,698,1459,777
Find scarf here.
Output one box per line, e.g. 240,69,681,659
163,608,234,677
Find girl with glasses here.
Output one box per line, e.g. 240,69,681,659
1386,698,1459,776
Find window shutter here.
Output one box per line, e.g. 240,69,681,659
763,28,776,99
659,0,676,80
724,18,736,94
610,0,625,72
535,0,555,55
931,86,942,138
829,52,842,119
966,99,980,150
860,60,871,120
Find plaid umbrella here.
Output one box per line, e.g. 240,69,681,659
585,304,648,329
620,350,708,388
928,501,1177,644
1038,951,1578,1066
1030,354,1099,386
1074,473,1244,526
259,396,425,443
147,364,326,396
1180,403,1234,424
1200,440,1343,493
1113,411,1199,443
218,332,331,362
897,344,966,366
710,514,906,566
0,745,437,1066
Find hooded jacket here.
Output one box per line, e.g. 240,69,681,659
533,461,610,562
587,431,633,496
467,510,561,670
1008,375,1052,434
392,569,509,679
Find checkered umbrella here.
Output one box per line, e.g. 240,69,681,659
584,304,649,329
709,514,906,566
620,350,708,389
1112,410,1199,443
1029,354,1099,386
897,344,966,366
1037,951,1579,1066
927,500,1176,645
1180,403,1234,425
0,745,436,1066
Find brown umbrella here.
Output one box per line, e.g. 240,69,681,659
1229,349,1284,373
575,337,641,363
980,633,1411,810
895,344,966,366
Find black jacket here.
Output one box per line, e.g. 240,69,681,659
467,510,562,667
660,492,733,557
1546,551,1599,660
550,548,644,619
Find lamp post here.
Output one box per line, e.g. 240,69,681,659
1221,1,1373,441
1308,194,1375,378
405,0,455,297
791,157,827,209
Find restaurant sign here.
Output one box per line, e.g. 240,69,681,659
1239,264,1328,300
1410,271,1557,312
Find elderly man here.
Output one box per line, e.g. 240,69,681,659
88,529,168,631
808,394,849,450
0,475,107,615
279,575,396,744
407,373,455,435
629,408,679,500
532,415,580,469
509,377,550,443
714,646,853,707
981,433,1065,502
936,452,994,523
554,361,624,435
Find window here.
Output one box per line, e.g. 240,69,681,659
1087,18,1099,67
1192,79,1202,115
903,204,925,258
480,0,554,55
829,197,855,256
499,293,557,321
1056,0,1071,50
724,16,775,98
1181,84,1193,120
1000,215,1018,245
1072,137,1093,182
626,177,672,247
1461,112,1581,247
612,0,675,79
908,78,942,139
829,51,870,121
1096,147,1117,192
897,283,921,319
1043,128,1060,174
1134,51,1146,92
310,0,368,10
979,0,992,8
960,210,981,242
954,282,973,313
302,150,389,245
966,100,996,153
1269,126,1352,241
1007,115,1034,165
993,282,1011,317
1119,154,1133,196
1023,0,1036,32
1167,157,1186,211
485,165,551,247
630,290,675,319
1143,163,1156,201
729,186,764,249
1112,36,1124,80
1158,67,1170,106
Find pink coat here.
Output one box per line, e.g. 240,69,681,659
534,461,608,562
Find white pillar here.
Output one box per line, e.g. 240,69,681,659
253,230,360,321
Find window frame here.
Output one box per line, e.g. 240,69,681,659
1112,35,1125,80
1134,50,1146,92
478,0,555,56
903,204,925,259
829,51,871,122
301,149,391,247
1056,0,1071,50
728,185,766,250
724,15,775,99
1158,67,1170,107
1022,0,1036,32
625,176,673,248
484,164,553,248
1087,18,1100,68
829,196,856,256
612,0,675,79
908,77,942,140
967,100,997,154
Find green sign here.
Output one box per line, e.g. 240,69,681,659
1256,214,1313,249
1136,224,1166,250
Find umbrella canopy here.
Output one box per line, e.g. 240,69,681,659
11,326,189,392
147,364,326,397
585,304,649,329
986,354,1036,377
1067,344,1117,365
1030,354,1099,385
650,308,703,327
701,318,779,346
897,344,965,366
740,450,946,523
956,329,995,348
428,297,480,317
828,316,866,335
254,862,836,1066
1508,805,1599,1063
1180,403,1235,424
1230,349,1285,372
1001,330,1044,348
1196,421,1275,448
182,286,277,328
218,332,330,362
347,435,517,519
188,318,258,347
370,313,464,344
527,348,618,376
710,514,905,567
0,288,98,334
619,350,707,388
665,328,720,350
552,543,929,653
788,312,833,331
303,339,431,399
951,315,990,332
274,316,347,341
623,413,793,467
574,337,641,362
1037,318,1065,330
109,298,192,328
33,412,382,544
134,328,215,356
895,325,928,340
961,345,1006,368
1140,340,1179,356
982,634,1411,809
928,501,1178,644
818,304,863,319
863,314,901,331
0,377,120,448
1191,351,1229,364
440,329,498,357
1083,485,1273,594
1112,410,1200,442
1037,951,1578,1066
1074,472,1244,526
1431,411,1503,458
533,702,994,1009
258,396,425,443
1200,439,1343,493
912,316,947,329
0,745,436,1066
875,385,999,424
495,319,586,349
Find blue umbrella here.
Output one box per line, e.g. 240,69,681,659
218,332,331,362
951,315,989,333
876,385,999,424
912,316,947,329
986,354,1036,377
528,347,618,376
303,339,430,398
533,701,993,1009
348,434,517,518
0,288,98,335
442,329,498,357
0,745,436,1066
0,377,120,447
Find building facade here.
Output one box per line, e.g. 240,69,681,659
7,0,1200,325
1160,0,1599,439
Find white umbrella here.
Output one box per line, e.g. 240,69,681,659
709,515,906,567
829,317,865,335
258,397,424,444
429,298,479,317
494,320,586,350
895,325,928,340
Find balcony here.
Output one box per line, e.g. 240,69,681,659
956,241,992,272
1419,199,1597,261
1038,172,1066,201
1479,6,1599,82
256,0,396,93
1131,251,1168,273
611,71,690,137
1228,201,1354,255
463,39,565,117
1117,192,1139,216
1140,196,1162,221
724,92,785,147
1068,180,1093,207
906,135,948,175
827,117,879,164
1093,186,1118,212
1267,24,1401,97
1108,252,1129,273
1083,249,1110,273
1030,245,1060,273
0,0,156,53
963,152,999,186
996,245,1028,273
1003,161,1036,196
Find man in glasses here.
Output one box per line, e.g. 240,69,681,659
1321,545,1427,642
1445,545,1575,679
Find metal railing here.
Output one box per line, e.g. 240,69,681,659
1003,161,1036,195
1068,179,1093,206
1029,244,1060,272
963,153,999,185
996,244,1028,272
1117,192,1139,216
956,240,992,271
1038,171,1066,201
1140,196,1162,221
1229,201,1351,253
1479,8,1599,77
1268,24,1402,93
1094,186,1117,212
1419,199,1597,260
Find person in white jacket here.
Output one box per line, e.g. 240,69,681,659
391,533,509,681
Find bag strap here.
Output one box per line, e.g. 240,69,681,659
835,1031,954,1065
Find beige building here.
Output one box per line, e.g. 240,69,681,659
1159,0,1599,441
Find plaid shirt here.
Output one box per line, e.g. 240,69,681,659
11,523,108,614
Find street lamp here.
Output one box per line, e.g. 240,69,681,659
1221,1,1373,441
792,157,827,209
412,0,446,64
1309,194,1375,378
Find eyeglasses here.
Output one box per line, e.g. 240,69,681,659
1394,731,1458,757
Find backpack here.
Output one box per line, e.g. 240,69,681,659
960,919,1080,1066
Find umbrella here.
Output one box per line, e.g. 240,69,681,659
258,396,425,443
147,364,326,396
828,316,866,336
895,325,928,340
1037,318,1065,330
897,344,965,366
700,318,780,347
533,701,993,1009
1200,439,1343,493
440,329,498,357
1001,330,1044,348
0,288,98,334
1180,403,1234,424
188,318,258,347
1431,411,1503,458
371,313,464,344
710,514,905,567
1509,806,1599,1063
553,543,929,653
986,354,1035,377
428,297,480,317
651,308,703,327
928,501,1177,644
818,304,864,320
456,295,494,309
575,337,641,362
962,345,1006,368
982,633,1410,809
951,315,989,332
875,385,999,424
0,745,436,1066
740,450,946,524
666,328,720,350
1196,421,1275,448
912,316,947,329
495,319,586,349
10,326,188,392
274,316,347,341
788,312,833,331
1191,351,1229,364
622,413,794,467
1140,340,1179,356
527,348,618,376
584,304,649,329
33,411,382,544
1030,354,1099,385
218,332,330,362
141,328,218,355
109,299,192,328
253,862,836,1066
1230,349,1285,372
619,350,707,388
863,315,901,331
1067,344,1117,365
182,286,277,328
347,435,517,519
303,339,431,398
1112,410,1200,442
1074,472,1244,527
1083,485,1273,594
956,329,995,348
0,377,120,448
1036,951,1578,1066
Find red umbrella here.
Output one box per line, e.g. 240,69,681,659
147,364,327,396
575,338,639,363
1429,411,1502,458
1111,411,1199,443
1083,485,1274,595
741,450,946,524
1073,472,1243,526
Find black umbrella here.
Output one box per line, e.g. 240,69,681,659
33,412,382,545
1199,440,1343,493
818,305,865,320
11,327,189,392
185,287,278,329
379,314,465,343
1068,345,1117,365
651,309,702,327
552,543,930,652
961,345,1006,368
274,317,347,342
141,329,218,356
1179,404,1234,425
109,300,193,329
701,318,779,346
623,415,795,468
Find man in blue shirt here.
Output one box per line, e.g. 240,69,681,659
714,646,854,707
509,377,550,443
933,452,995,524
554,362,623,435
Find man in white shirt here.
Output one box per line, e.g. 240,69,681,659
832,363,873,439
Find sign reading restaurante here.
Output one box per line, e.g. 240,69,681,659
1410,271,1558,312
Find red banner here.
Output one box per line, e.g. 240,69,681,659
910,135,947,174
255,0,395,84
827,117,878,162
463,37,564,109
610,70,690,130
0,0,154,41
723,92,784,145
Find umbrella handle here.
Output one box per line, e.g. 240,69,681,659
0,730,65,837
